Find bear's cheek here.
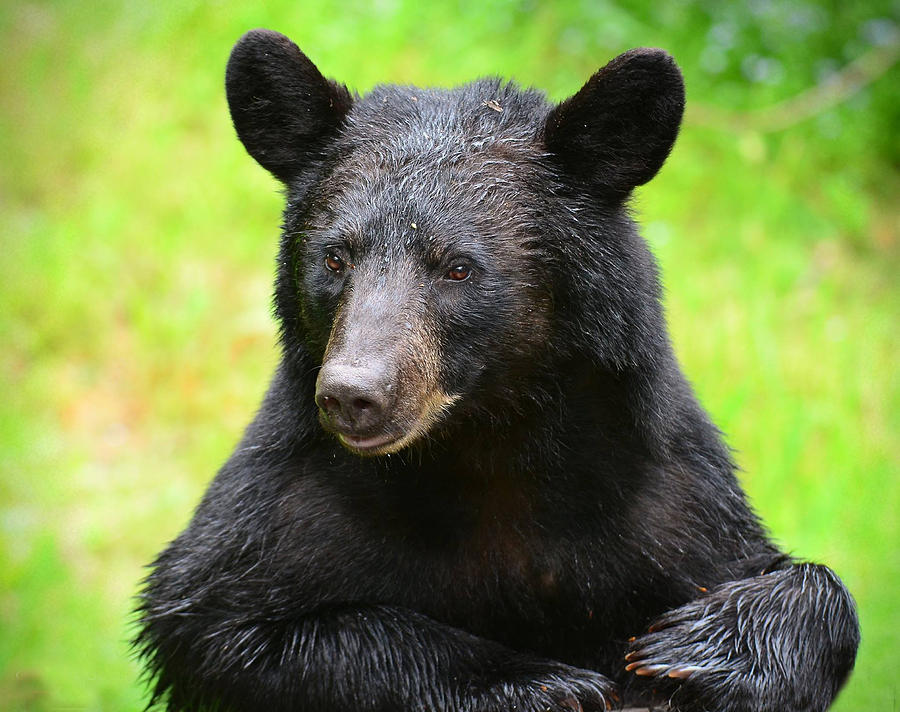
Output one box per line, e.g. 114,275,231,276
431,275,552,394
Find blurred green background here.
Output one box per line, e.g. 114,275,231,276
1,0,897,709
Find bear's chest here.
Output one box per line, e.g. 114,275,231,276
279,470,632,663
377,496,607,635
292,467,624,580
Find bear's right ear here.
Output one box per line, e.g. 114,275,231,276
226,30,353,184
544,48,684,200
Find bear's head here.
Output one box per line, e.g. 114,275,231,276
226,30,684,456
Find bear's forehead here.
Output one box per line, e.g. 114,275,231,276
321,83,550,213
320,139,534,238
340,79,549,159
301,81,555,246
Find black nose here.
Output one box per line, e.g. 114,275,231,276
315,364,390,433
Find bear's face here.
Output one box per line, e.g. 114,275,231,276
289,97,555,455
225,30,684,456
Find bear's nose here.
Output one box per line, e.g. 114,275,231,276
315,364,390,434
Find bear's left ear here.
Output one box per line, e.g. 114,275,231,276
226,29,353,184
544,48,684,200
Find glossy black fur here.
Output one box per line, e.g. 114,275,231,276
135,30,859,712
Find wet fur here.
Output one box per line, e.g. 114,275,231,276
135,30,859,712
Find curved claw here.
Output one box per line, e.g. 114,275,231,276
667,667,699,679
625,660,702,679
633,664,667,677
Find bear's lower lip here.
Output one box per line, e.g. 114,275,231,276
339,432,401,454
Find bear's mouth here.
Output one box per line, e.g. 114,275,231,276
338,431,403,455
327,390,461,457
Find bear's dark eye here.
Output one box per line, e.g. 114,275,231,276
324,251,345,274
446,265,471,282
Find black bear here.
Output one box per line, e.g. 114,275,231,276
136,29,859,712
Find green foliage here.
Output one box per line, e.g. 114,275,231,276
1,1,897,710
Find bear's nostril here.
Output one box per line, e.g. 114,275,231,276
352,397,373,413
319,394,340,414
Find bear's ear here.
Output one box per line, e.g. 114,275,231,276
226,29,353,184
544,48,684,200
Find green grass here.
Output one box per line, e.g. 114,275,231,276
1,1,897,710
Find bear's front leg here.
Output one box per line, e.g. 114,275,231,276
624,563,858,712
138,600,618,712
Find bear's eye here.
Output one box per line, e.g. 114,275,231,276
446,265,471,282
324,250,345,274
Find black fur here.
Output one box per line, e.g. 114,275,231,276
545,47,685,199
225,29,352,184
135,30,859,712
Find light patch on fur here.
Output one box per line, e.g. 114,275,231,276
343,390,460,456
